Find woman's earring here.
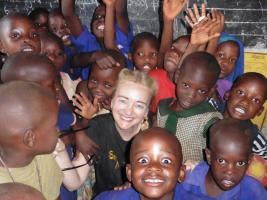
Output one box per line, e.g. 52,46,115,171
141,117,149,131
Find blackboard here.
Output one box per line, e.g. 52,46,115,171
0,0,266,50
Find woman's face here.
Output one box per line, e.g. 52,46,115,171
111,81,152,135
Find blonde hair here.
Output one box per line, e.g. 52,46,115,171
116,69,158,97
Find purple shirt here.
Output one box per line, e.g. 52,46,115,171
180,162,267,200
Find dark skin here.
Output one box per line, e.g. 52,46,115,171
224,74,267,121
0,14,40,55
31,11,49,33
0,183,46,200
126,127,185,200
172,59,216,111
205,119,252,197
0,81,58,168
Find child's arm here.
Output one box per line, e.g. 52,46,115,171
54,139,90,191
71,51,120,69
61,0,83,37
115,0,129,35
158,0,188,67
103,0,118,50
206,9,225,55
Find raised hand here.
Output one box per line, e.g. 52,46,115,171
93,51,120,69
185,3,207,27
72,92,99,119
209,9,225,36
163,0,188,21
103,0,117,6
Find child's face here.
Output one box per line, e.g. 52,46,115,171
224,79,265,120
88,64,120,103
164,38,189,73
35,97,59,154
132,40,158,73
205,132,251,192
0,17,40,55
41,39,66,71
215,42,239,79
33,13,48,33
175,66,214,110
91,5,105,39
111,81,151,132
48,13,71,46
127,129,182,200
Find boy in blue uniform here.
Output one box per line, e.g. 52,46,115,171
95,127,186,200
181,118,267,200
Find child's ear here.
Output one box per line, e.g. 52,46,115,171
178,164,186,183
126,164,132,182
205,148,211,165
224,91,230,101
128,53,132,61
23,129,36,148
256,106,264,116
0,40,6,54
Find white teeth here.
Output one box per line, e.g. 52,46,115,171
97,25,105,30
62,35,69,40
144,179,164,183
235,107,245,114
143,65,151,69
22,48,33,52
222,180,234,186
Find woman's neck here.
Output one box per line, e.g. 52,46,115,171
115,123,141,141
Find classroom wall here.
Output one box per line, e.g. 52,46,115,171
0,0,266,51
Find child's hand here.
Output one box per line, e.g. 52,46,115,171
53,139,66,158
72,92,99,119
114,182,131,191
209,9,225,36
103,0,117,6
184,160,199,171
185,3,206,27
93,51,120,69
163,0,188,21
187,15,220,45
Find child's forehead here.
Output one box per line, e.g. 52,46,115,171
134,39,158,51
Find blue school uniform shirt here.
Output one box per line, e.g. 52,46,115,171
180,162,267,200
70,23,134,80
94,184,190,200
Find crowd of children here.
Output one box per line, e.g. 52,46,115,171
0,0,266,199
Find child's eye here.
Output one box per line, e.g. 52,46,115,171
198,89,207,94
229,58,236,63
137,52,144,57
138,157,149,164
236,89,244,96
151,52,157,57
236,161,247,167
182,83,190,88
252,98,261,104
90,79,97,84
30,32,39,39
104,83,113,89
217,158,226,165
218,52,224,58
118,98,127,104
10,33,19,39
161,158,171,165
57,51,65,56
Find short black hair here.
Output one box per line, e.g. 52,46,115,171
232,72,267,100
130,32,159,53
180,51,221,86
29,7,49,20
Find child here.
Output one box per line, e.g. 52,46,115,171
0,13,40,55
224,72,267,159
61,0,133,78
94,127,186,200
0,183,46,200
180,118,267,199
148,35,190,113
29,7,49,33
73,49,126,120
157,52,223,162
0,81,62,200
215,40,240,100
